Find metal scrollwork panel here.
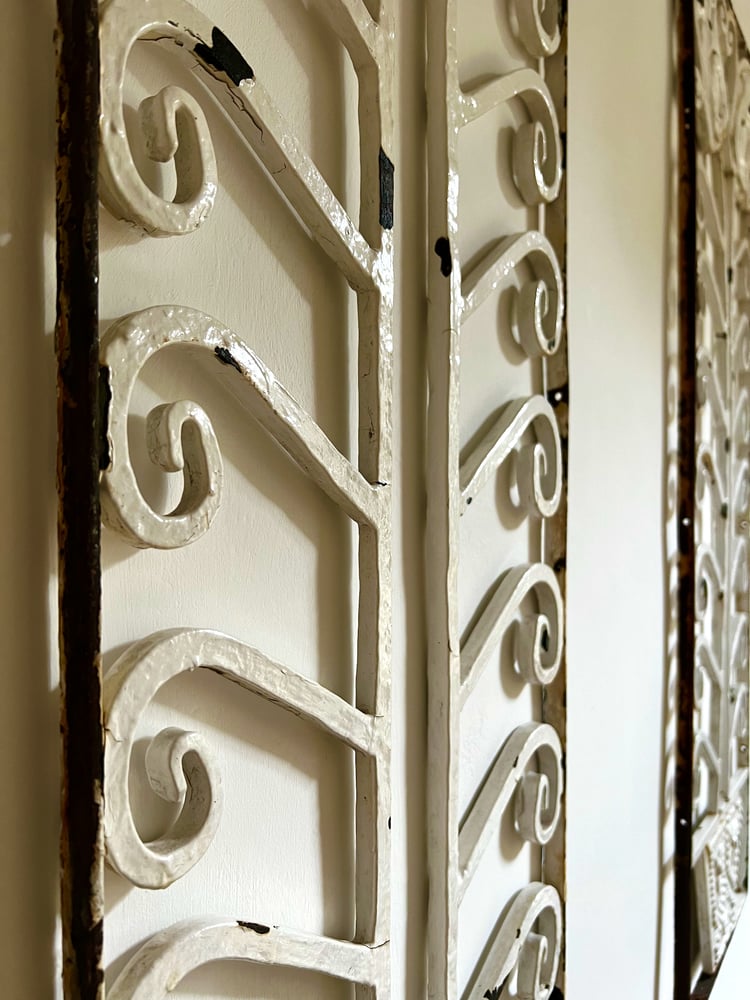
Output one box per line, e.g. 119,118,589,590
677,0,750,992
57,0,395,996
426,2,567,999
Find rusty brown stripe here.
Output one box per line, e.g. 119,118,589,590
674,2,698,998
56,0,104,996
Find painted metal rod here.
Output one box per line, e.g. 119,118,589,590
674,1,698,997
55,0,103,997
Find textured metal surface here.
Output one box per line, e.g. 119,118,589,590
426,2,568,998
55,0,104,996
675,3,699,996
98,0,395,995
676,2,750,995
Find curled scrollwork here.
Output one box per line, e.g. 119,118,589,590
463,882,562,1000
460,563,563,704
696,0,736,153
512,0,561,59
733,60,750,208
733,313,750,375
696,543,724,622
99,0,381,293
104,628,380,888
459,396,562,519
459,69,562,205
107,918,381,999
99,0,223,235
100,305,381,549
458,723,563,894
461,232,564,358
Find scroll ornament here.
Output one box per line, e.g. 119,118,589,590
103,628,385,888
100,306,384,549
512,0,562,59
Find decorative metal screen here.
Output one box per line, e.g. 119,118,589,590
675,1,750,994
426,3,567,999
56,0,395,995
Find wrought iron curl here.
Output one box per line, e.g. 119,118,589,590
511,0,562,59
99,0,222,235
460,564,564,702
461,233,564,359
459,70,562,206
104,627,384,888
459,397,563,519
464,882,562,1000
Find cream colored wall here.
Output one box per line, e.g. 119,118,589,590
0,1,748,998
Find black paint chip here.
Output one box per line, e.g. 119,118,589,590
237,921,270,934
434,236,452,277
195,27,254,86
379,148,395,230
215,345,243,374
98,365,112,470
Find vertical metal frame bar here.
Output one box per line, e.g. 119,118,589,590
675,2,698,996
676,2,750,994
426,3,568,998
55,0,104,996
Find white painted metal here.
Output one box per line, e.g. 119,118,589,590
461,883,562,1000
104,628,387,889
107,919,388,1000
97,0,395,994
426,1,566,998
693,0,750,977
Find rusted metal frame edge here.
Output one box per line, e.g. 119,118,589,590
675,1,698,998
541,2,568,993
56,0,104,997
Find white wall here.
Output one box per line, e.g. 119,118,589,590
0,1,748,998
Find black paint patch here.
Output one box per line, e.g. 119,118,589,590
195,27,254,86
550,988,564,1000
379,148,394,230
483,987,502,1000
237,921,270,934
98,365,112,470
215,345,243,374
434,237,452,277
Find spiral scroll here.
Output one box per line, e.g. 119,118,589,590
99,0,385,294
733,60,750,208
99,0,225,235
696,0,736,153
461,563,563,703
104,628,383,888
459,69,562,205
458,723,563,896
461,232,564,358
100,305,383,548
512,0,562,59
463,882,562,1000
459,396,562,519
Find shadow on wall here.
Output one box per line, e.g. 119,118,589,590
0,0,59,998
